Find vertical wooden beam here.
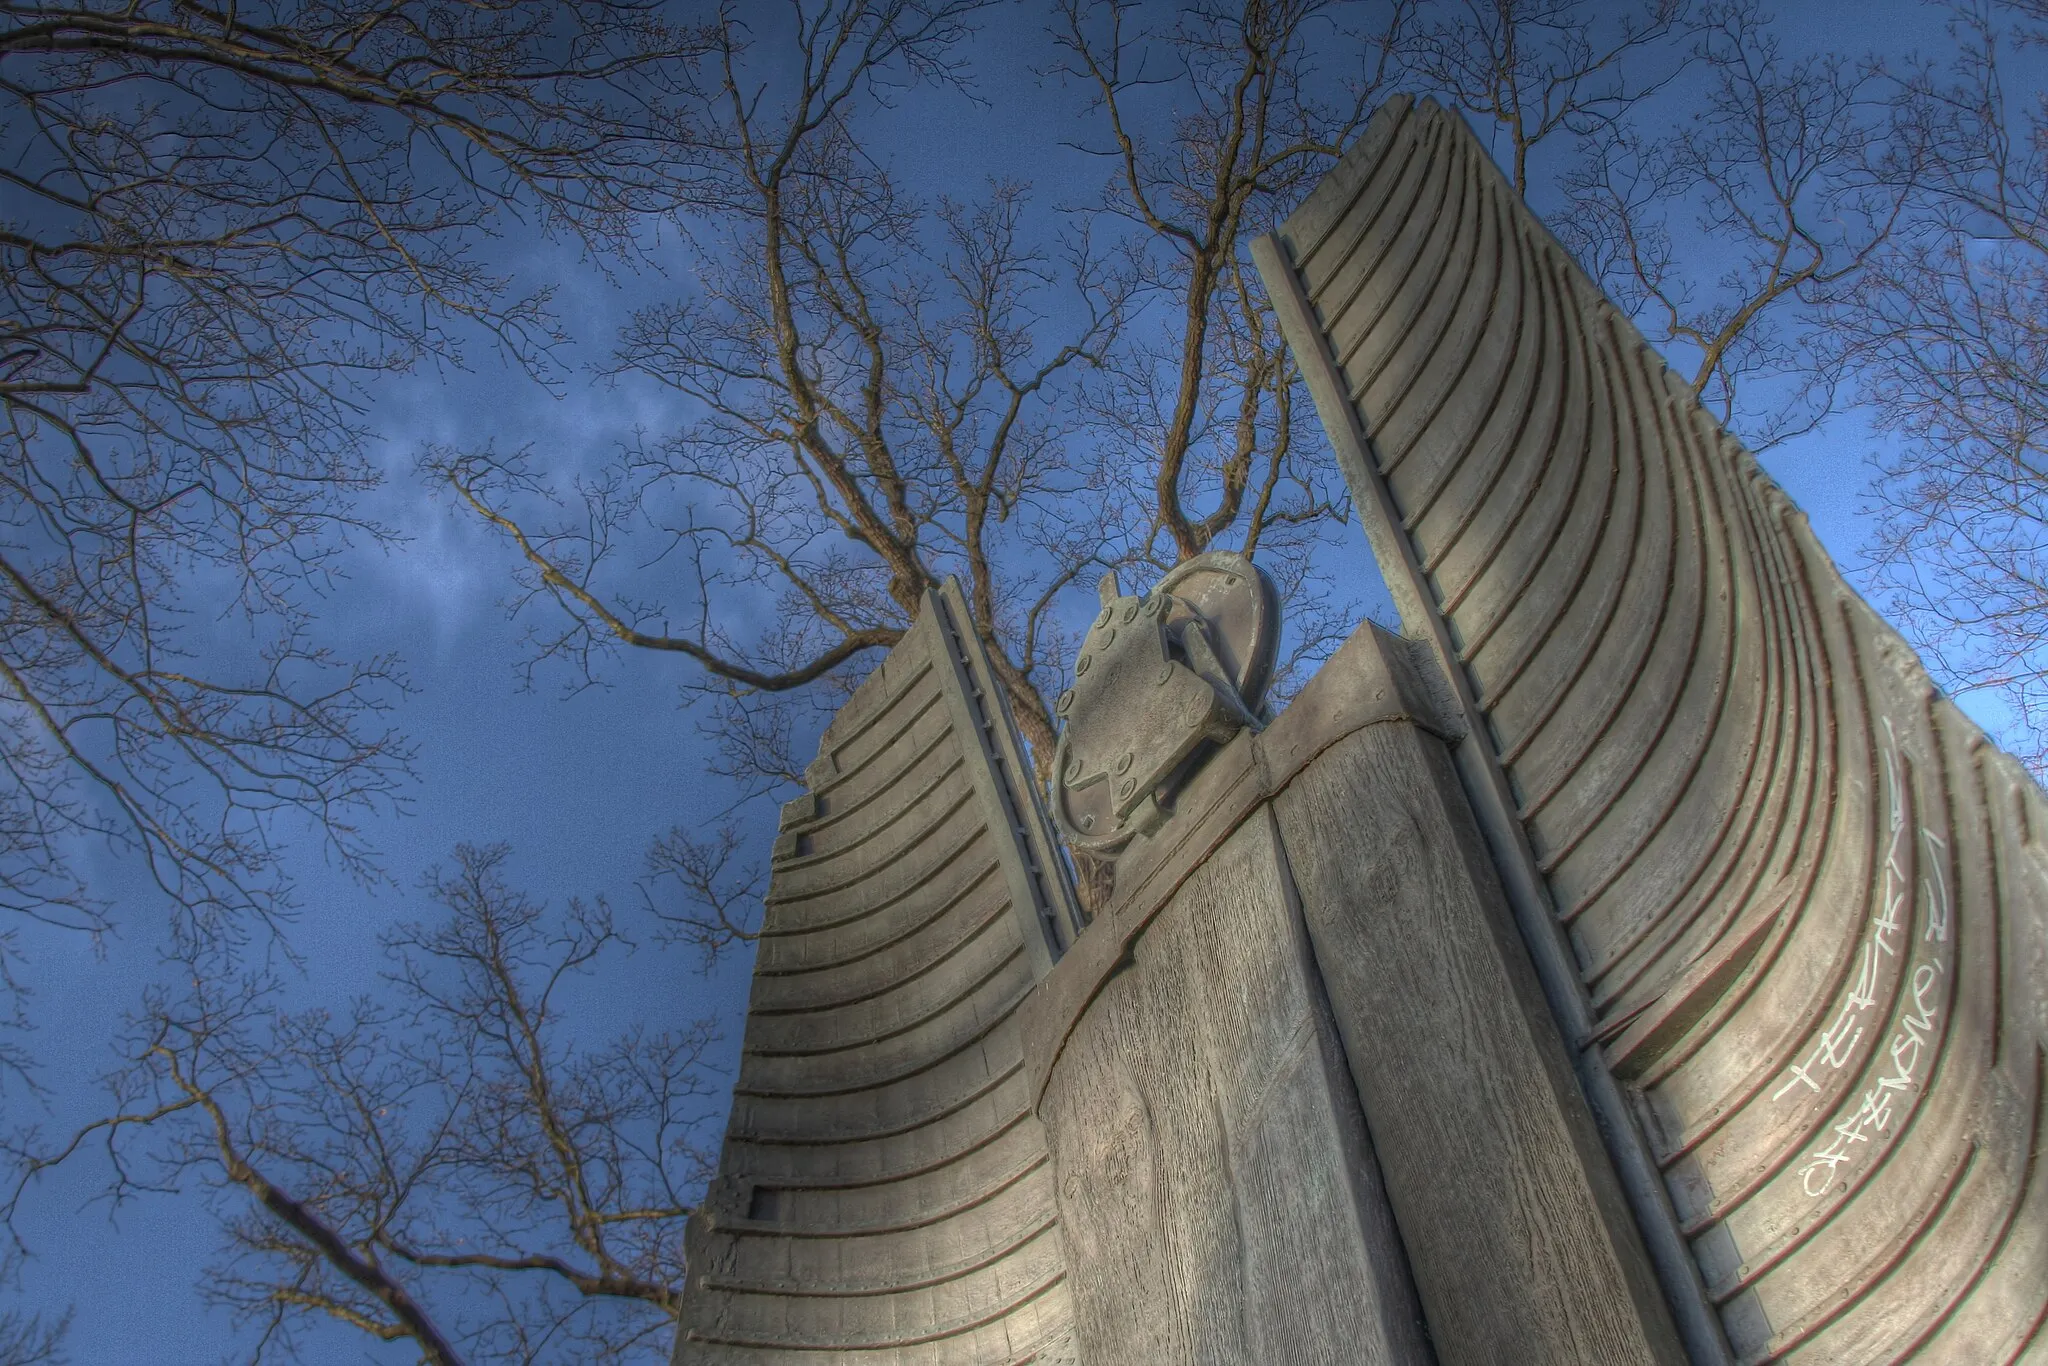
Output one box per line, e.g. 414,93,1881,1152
1037,806,1434,1364
1254,228,1730,1366
929,580,1084,970
1273,709,1684,1364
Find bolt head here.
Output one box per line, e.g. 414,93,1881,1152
1114,751,1133,774
1116,777,1135,798
1075,655,1091,676
1056,689,1075,716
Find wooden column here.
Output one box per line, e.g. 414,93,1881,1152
1033,807,1432,1364
1274,702,1685,1366
1027,622,1685,1365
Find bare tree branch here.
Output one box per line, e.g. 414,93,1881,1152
1554,0,1912,448
1844,0,2048,768
442,0,1133,810
1399,0,1692,198
0,0,711,984
4,845,720,1364
1050,0,1400,565
0,1251,68,1366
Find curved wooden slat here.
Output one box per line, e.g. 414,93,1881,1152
675,587,1083,1365
1259,94,2048,1364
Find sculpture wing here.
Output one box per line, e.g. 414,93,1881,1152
673,582,1083,1364
1257,95,2048,1365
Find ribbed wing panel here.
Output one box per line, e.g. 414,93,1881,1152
1260,95,2048,1365
674,586,1081,1365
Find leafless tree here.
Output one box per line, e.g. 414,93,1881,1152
641,821,762,969
1048,0,1409,695
0,1,707,993
441,0,1419,788
1846,0,2048,767
0,1255,67,1366
14,3,2044,1360
1396,0,1692,201
1555,0,1915,448
1049,0,1389,557
440,0,1424,926
4,844,720,1365
434,0,1131,805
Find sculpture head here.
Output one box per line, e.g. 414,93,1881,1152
1050,552,1278,854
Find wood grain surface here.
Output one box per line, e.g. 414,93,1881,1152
1277,721,1683,1366
1038,809,1433,1366
1260,93,2048,1365
673,589,1081,1365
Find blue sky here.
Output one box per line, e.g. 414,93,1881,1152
6,0,2012,1360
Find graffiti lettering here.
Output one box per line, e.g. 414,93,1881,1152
1797,963,1943,1197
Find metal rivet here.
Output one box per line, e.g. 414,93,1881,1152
1101,627,1116,648
1115,752,1132,774
1056,689,1075,715
1065,754,1083,778
1095,607,1112,628
1116,777,1134,798
1075,655,1090,676
1120,600,1139,624
1156,662,1174,685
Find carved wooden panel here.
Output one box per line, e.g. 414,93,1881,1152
1258,95,2048,1365
673,583,1083,1364
1037,805,1434,1365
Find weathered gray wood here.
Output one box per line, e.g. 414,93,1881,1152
673,593,1080,1365
1027,619,1679,1363
1253,128,1727,1366
1260,92,2048,1364
1038,807,1433,1366
932,579,1085,966
1021,621,1459,1100
1276,718,1685,1366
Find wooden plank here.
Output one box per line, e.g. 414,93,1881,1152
1022,620,1456,1107
934,580,1085,953
1260,90,2048,1363
1038,810,1432,1365
674,601,1079,1365
1275,719,1686,1366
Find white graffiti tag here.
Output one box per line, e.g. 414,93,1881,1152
1773,719,1955,1199
1922,827,1950,945
1774,721,1912,1103
1796,962,1943,1197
